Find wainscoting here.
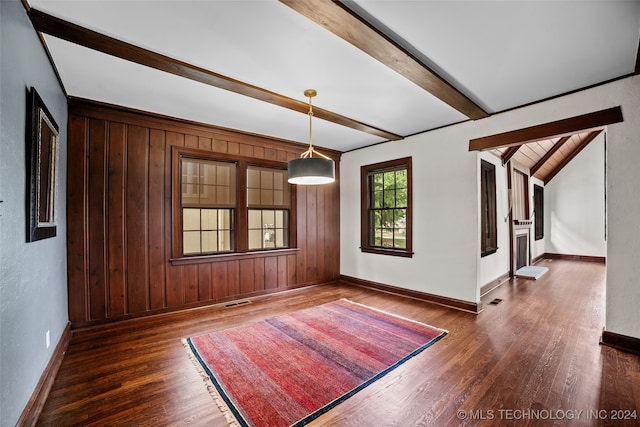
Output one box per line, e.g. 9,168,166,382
66,99,341,327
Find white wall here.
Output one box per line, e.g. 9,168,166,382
544,133,606,258
341,122,479,303
0,1,69,425
341,75,640,339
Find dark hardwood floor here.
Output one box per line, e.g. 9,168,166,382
37,259,640,426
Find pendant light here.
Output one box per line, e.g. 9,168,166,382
287,89,335,185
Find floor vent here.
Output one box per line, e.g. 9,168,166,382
224,300,251,308
489,298,503,306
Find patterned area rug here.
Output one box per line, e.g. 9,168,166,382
184,299,447,427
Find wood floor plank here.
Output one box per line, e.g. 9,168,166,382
36,260,640,426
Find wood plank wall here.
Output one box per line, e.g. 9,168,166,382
66,99,341,327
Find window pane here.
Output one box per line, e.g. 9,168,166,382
247,168,260,188
394,228,406,249
219,230,232,251
395,169,406,189
374,190,383,208
247,188,260,206
276,228,286,248
201,209,218,230
247,166,290,208
202,231,218,252
248,209,262,229
261,170,273,189
274,171,285,190
394,208,406,224
181,158,235,207
220,210,232,229
275,210,284,228
262,210,275,226
274,190,283,206
183,208,200,231
261,189,273,205
395,188,407,208
248,230,263,250
373,173,383,191
183,231,200,254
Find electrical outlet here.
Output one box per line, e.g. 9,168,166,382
46,330,50,349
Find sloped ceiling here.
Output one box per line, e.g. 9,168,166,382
26,0,640,153
491,130,603,184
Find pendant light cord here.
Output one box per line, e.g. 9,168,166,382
301,89,331,160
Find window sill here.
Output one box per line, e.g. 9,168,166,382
360,247,414,258
170,248,300,266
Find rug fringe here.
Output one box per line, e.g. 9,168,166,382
182,338,242,427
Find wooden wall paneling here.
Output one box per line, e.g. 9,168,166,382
296,186,308,284
66,114,89,322
254,257,265,291
165,132,184,307
265,148,277,161
66,100,341,325
212,262,228,300
277,255,287,288
88,118,108,320
183,264,198,304
316,185,326,283
326,183,339,283
184,134,198,149
148,129,166,310
212,138,227,153
287,254,297,285
197,264,212,301
126,125,150,313
228,141,239,155
264,256,278,290
107,122,127,317
306,186,318,282
198,136,211,151
239,259,255,294
239,143,253,157
227,260,240,296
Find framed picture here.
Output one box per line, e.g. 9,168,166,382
26,87,59,242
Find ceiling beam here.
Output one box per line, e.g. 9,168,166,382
279,0,489,120
469,106,623,151
529,135,571,176
544,130,602,184
27,8,402,142
501,145,522,166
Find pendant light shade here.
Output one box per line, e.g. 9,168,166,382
288,157,335,185
287,89,335,185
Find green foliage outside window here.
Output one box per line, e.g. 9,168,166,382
369,168,407,249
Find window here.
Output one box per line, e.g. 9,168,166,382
181,158,235,255
361,157,412,257
481,160,497,257
247,166,290,250
173,148,293,259
533,184,544,240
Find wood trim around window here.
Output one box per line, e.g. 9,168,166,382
533,184,544,240
360,157,413,257
480,160,498,257
171,146,295,260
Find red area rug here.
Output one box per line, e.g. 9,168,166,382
184,299,447,426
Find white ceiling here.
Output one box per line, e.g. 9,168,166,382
29,0,640,152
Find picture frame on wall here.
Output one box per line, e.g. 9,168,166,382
26,86,59,242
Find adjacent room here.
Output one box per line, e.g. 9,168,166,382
2,1,639,426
